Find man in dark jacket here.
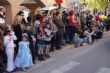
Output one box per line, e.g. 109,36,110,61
53,12,65,50
62,11,69,43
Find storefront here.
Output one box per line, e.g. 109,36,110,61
0,0,45,24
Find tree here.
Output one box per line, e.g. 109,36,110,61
80,0,110,11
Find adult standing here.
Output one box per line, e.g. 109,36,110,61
86,13,93,28
13,11,24,56
68,10,77,44
48,18,58,52
62,11,70,43
53,12,65,50
80,12,86,31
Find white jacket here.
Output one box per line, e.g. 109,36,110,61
4,31,17,48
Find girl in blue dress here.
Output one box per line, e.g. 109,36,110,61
15,33,33,70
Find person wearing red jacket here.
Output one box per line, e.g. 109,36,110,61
68,10,78,44
96,13,101,21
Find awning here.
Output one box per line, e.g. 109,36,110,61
39,6,58,11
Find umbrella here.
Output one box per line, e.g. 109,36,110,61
39,6,58,11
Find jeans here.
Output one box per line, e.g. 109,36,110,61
69,26,77,43
56,34,62,49
37,45,45,55
74,38,83,47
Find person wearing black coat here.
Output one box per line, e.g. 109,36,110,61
13,14,23,57
53,12,65,50
62,11,69,43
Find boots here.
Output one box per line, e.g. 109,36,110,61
41,54,46,61
38,55,42,61
38,55,46,61
45,54,50,58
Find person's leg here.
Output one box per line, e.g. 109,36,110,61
80,39,84,46
69,27,73,43
45,45,47,55
64,26,69,43
75,38,82,47
41,45,45,60
37,45,41,60
88,34,92,44
47,44,51,57
82,37,87,44
30,44,36,64
45,44,50,58
56,34,61,50
37,46,40,55
91,35,96,43
69,27,75,44
97,31,103,39
61,34,66,46
51,36,55,52
63,26,70,45
0,51,4,73
106,25,109,31
6,47,15,72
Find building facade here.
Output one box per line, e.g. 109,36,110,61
0,0,69,24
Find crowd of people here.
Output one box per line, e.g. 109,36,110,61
0,9,110,73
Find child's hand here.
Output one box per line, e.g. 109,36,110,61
9,37,11,41
33,38,36,43
31,36,34,38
